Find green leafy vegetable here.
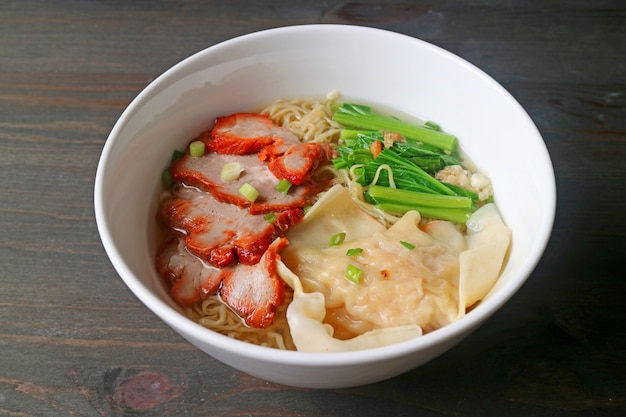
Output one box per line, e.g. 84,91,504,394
366,185,472,210
161,169,174,189
330,103,485,224
171,149,185,162
332,103,457,152
375,202,472,224
161,149,185,188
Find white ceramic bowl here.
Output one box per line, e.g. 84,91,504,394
95,24,555,388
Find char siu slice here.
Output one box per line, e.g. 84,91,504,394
156,237,232,305
158,186,299,267
258,139,336,185
220,237,288,328
169,152,320,214
204,113,299,155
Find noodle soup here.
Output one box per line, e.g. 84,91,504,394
155,92,511,351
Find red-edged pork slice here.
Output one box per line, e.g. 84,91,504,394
258,139,337,185
220,237,288,328
156,237,233,305
205,113,299,155
169,152,321,214
158,186,296,267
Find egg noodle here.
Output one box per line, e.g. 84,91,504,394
186,291,295,350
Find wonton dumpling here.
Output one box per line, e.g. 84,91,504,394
284,183,386,249
281,208,463,340
278,262,422,353
278,185,511,352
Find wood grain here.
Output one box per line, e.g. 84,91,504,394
1,0,625,416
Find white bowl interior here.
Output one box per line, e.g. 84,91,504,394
95,24,555,388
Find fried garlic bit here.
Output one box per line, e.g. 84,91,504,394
382,131,405,148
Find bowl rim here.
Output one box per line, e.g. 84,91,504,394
95,23,556,365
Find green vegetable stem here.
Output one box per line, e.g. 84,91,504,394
331,103,482,224
332,103,457,152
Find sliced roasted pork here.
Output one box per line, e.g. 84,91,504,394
157,236,288,328
204,113,299,155
156,237,232,305
169,152,323,214
220,237,288,328
204,111,337,185
258,139,336,185
157,111,336,328
158,185,301,267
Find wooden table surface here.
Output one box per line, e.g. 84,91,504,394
1,1,624,416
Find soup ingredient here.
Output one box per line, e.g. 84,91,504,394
205,112,292,154
332,103,457,151
329,232,346,247
345,248,363,256
331,105,488,223
220,162,244,181
344,264,363,284
158,112,336,329
220,237,288,328
277,184,511,351
366,184,473,224
275,178,292,194
238,183,260,203
203,112,336,185
169,151,326,214
258,139,335,185
189,140,206,157
158,235,288,328
158,185,298,267
157,237,230,304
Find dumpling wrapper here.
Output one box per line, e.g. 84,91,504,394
278,261,423,353
283,182,387,249
459,203,512,307
278,184,511,352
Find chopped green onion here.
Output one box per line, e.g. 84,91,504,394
221,162,244,181
238,183,260,202
189,140,205,157
276,178,292,194
345,264,363,284
263,212,277,224
346,248,363,256
329,232,346,247
400,241,416,250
